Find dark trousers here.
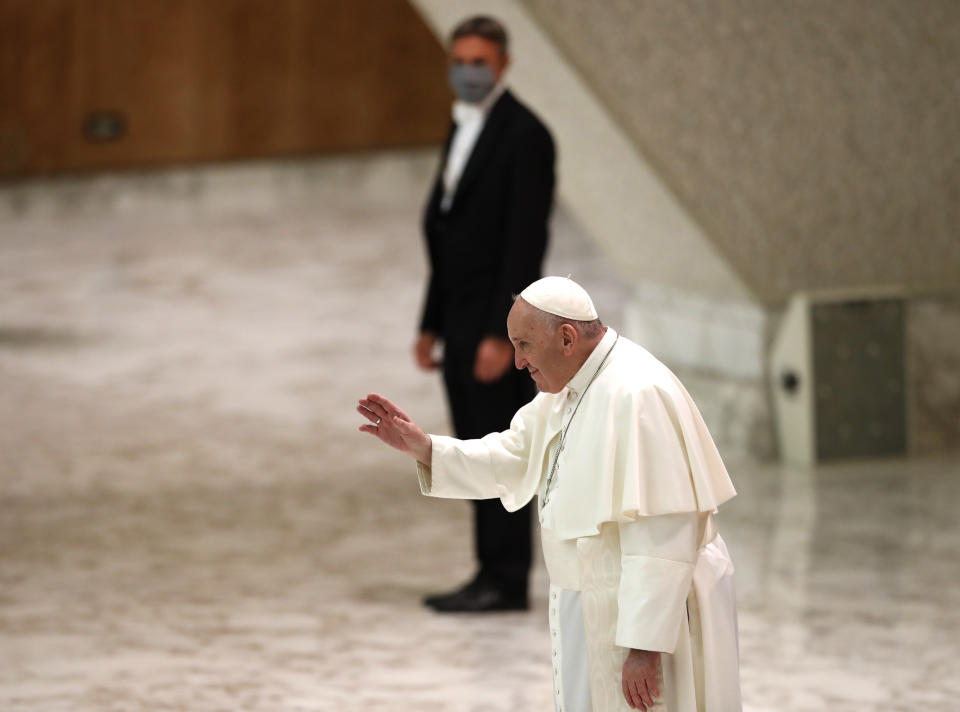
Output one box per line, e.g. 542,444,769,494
442,343,535,598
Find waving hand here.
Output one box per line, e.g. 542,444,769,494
357,393,432,465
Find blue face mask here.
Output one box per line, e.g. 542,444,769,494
448,64,496,104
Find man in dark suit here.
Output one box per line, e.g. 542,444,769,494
414,15,555,613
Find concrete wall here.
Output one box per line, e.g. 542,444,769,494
524,0,960,302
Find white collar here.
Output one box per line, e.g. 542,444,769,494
564,327,618,401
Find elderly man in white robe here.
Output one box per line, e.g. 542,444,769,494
357,277,742,712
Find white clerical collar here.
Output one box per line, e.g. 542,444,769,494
452,82,506,124
564,327,618,400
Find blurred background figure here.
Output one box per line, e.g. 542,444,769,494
414,15,555,613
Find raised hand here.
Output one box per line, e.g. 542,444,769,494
357,393,432,465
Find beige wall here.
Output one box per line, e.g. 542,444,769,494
525,0,960,303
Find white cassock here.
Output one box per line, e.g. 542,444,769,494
416,328,742,711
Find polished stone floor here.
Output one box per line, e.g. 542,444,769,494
1,155,958,711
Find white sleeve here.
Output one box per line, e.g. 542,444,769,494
615,513,699,653
415,398,538,506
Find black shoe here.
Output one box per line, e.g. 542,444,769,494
424,578,528,613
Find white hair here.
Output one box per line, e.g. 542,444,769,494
533,309,603,339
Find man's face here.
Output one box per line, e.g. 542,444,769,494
449,35,508,82
507,300,570,394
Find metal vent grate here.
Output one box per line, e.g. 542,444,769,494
811,299,906,459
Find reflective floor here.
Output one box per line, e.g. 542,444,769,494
1,157,958,711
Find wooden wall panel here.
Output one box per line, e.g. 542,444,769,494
0,0,451,177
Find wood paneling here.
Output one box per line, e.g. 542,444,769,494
0,0,451,177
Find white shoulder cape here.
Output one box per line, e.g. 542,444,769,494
423,332,737,541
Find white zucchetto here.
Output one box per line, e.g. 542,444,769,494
519,276,598,321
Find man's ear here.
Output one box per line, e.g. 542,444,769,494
494,53,511,81
560,323,578,353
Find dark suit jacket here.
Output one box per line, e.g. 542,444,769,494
419,90,555,349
